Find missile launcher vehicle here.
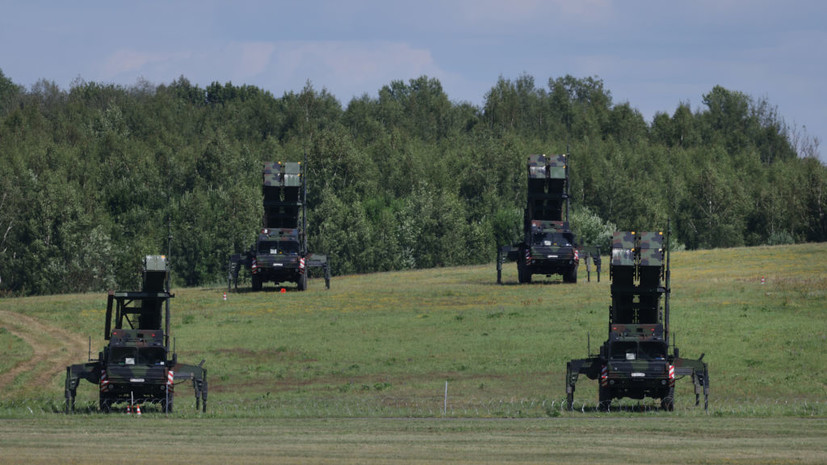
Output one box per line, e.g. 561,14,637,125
498,154,579,284
565,228,709,411
228,161,329,291
64,255,207,413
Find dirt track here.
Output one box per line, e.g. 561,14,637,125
0,311,87,393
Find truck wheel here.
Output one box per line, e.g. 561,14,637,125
598,386,611,412
567,267,578,283
518,262,531,284
297,272,307,291
251,274,262,291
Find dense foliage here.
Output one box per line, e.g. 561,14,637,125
0,69,824,295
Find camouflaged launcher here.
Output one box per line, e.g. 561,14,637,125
65,255,208,413
498,153,579,284
228,160,330,291
566,226,709,411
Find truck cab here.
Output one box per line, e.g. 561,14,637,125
99,328,174,412
599,324,674,408
519,220,579,283
251,228,306,290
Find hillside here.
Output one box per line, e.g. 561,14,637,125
0,242,824,417
2,72,826,295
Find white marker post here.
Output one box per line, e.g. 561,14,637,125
443,381,448,416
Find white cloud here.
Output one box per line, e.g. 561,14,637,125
94,40,459,102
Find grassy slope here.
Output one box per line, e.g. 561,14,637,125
0,242,825,417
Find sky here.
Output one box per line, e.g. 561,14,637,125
1,0,825,160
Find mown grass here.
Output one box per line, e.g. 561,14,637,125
0,243,825,418
0,416,824,465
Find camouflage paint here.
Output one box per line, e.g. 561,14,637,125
566,228,709,411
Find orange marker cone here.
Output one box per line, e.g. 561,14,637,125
223,291,227,300
280,288,286,293
136,405,142,416
126,405,132,415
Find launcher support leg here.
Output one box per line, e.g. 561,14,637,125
200,379,208,412
702,365,709,411
496,248,503,284
65,363,100,414
324,263,331,289
565,363,580,410
64,367,79,414
691,365,710,411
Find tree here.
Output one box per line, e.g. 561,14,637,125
0,68,22,116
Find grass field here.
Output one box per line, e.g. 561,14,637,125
0,417,824,464
0,243,825,463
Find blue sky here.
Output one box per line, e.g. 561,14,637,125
2,1,825,159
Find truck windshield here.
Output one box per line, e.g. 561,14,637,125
111,347,167,366
639,342,667,360
138,347,167,366
532,232,572,247
609,342,667,361
258,241,300,254
112,347,137,365
610,342,637,360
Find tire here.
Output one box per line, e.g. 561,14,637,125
598,386,611,412
518,261,531,284
563,266,577,283
251,274,262,291
297,272,307,291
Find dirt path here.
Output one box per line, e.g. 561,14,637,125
0,310,88,393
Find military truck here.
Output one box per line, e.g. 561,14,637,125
565,228,709,411
64,255,207,413
498,154,579,284
228,161,329,291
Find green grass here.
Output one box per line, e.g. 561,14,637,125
0,243,825,416
0,417,824,464
0,243,825,463
0,327,31,373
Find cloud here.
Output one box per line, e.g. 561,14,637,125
93,40,459,103
100,50,190,79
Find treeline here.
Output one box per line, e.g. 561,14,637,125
0,70,824,295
